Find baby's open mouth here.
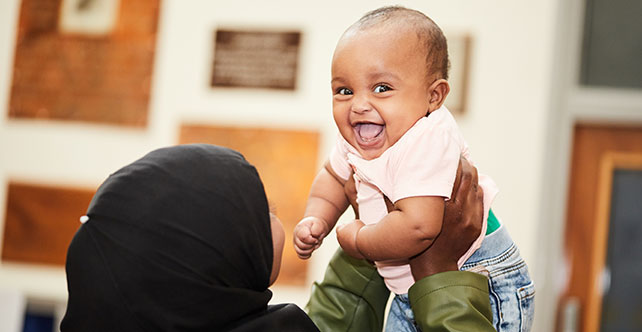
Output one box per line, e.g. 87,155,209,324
355,123,384,142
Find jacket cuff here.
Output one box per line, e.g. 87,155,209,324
408,271,495,332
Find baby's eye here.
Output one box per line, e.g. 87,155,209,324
373,84,392,93
336,87,353,95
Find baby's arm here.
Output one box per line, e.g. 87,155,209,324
294,160,349,259
356,196,444,261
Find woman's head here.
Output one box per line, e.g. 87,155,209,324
61,144,283,331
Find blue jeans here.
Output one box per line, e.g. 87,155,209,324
385,226,535,332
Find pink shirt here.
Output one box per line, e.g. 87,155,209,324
329,106,498,294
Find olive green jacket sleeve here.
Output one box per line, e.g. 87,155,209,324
307,248,495,332
409,270,495,332
306,249,390,332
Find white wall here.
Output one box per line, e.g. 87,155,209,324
0,0,559,330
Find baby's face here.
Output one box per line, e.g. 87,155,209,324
331,26,432,160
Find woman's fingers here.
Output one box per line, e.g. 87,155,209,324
451,158,463,200
456,158,474,204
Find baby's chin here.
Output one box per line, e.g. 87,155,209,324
352,141,387,160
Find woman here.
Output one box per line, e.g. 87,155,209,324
61,144,493,331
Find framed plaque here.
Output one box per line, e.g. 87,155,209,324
211,29,301,90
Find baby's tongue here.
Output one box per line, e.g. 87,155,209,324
357,123,384,140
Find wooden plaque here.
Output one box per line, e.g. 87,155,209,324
2,182,95,266
7,0,160,126
180,124,320,285
211,29,300,90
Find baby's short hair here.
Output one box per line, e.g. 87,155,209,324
351,6,450,81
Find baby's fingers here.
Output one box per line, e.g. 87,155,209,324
295,228,320,245
294,235,317,250
294,243,316,259
309,219,328,238
295,247,311,259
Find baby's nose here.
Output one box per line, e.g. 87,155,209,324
350,95,373,113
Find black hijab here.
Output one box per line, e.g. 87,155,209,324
61,144,276,331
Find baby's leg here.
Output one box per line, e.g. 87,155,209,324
461,226,535,332
385,294,420,332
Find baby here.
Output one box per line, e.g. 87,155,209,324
294,6,534,332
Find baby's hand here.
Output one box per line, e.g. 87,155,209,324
293,216,330,259
336,219,366,259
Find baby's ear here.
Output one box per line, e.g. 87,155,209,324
427,79,450,112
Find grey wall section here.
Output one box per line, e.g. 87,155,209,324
581,0,642,89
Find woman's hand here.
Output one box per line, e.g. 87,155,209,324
343,174,360,219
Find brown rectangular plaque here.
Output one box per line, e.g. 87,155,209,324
7,0,160,126
211,29,300,90
2,182,95,266
180,124,319,285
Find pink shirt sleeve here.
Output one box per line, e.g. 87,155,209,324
329,135,353,181
389,125,461,203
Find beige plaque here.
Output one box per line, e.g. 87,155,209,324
445,34,472,116
59,0,120,35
